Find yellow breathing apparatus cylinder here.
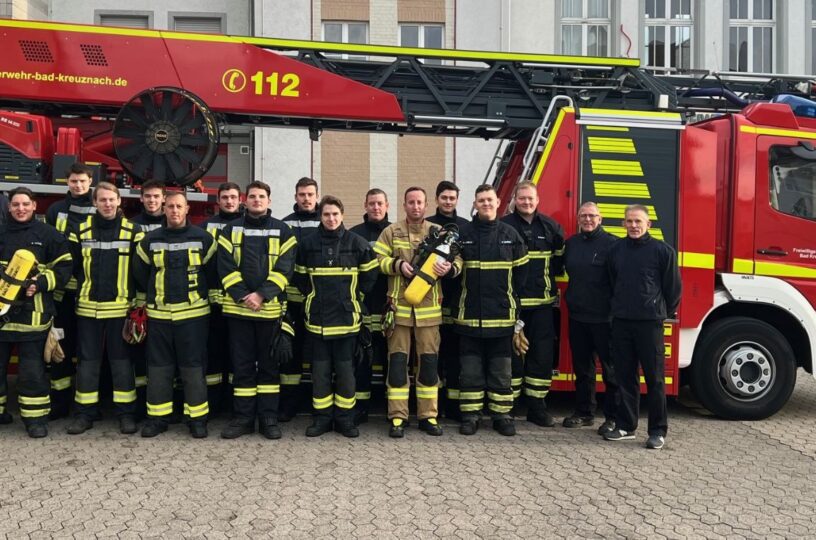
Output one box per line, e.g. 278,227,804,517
404,243,450,307
0,249,38,316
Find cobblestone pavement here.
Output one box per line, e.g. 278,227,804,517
2,373,816,538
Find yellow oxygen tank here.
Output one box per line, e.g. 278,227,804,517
0,249,37,316
404,243,450,306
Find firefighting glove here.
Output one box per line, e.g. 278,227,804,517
354,326,373,368
381,301,397,339
512,320,530,358
44,327,65,364
272,327,294,366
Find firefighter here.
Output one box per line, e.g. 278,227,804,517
455,185,528,436
218,181,297,439
128,179,167,410
348,188,391,425
129,179,166,233
562,202,619,435
279,176,320,421
374,186,462,438
501,181,565,426
294,195,378,437
65,182,143,435
0,187,72,437
134,191,217,438
45,162,96,419
426,180,469,421
200,181,243,414
603,204,681,450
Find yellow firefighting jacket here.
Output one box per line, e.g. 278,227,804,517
374,219,462,328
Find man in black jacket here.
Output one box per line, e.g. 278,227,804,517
349,188,390,425
426,180,469,421
129,180,166,233
455,185,528,436
0,187,72,437
279,176,320,421
603,204,681,450
218,181,297,440
45,162,97,418
501,181,565,427
562,202,618,435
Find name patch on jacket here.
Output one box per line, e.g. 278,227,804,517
149,241,204,251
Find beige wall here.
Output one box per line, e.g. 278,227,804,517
320,131,371,225
398,0,445,23
322,0,369,21
398,135,446,217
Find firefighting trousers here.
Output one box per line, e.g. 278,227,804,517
386,324,440,420
280,302,304,396
612,318,668,437
309,334,356,421
74,317,136,418
206,306,230,413
439,323,461,416
568,318,618,420
50,292,77,415
227,318,280,421
145,318,209,422
512,307,555,411
128,342,148,418
0,340,50,424
459,335,513,419
353,320,386,412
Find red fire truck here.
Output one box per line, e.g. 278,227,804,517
1,18,815,420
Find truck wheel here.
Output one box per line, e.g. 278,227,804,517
113,87,219,187
690,317,796,420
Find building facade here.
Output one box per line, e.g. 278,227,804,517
7,0,816,220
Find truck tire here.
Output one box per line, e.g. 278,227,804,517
690,317,796,420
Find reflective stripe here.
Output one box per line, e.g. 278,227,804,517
68,204,96,214
415,386,438,399
206,374,223,386
257,384,280,394
80,240,133,250
524,376,551,387
147,402,174,416
74,391,99,404
313,395,333,409
283,220,320,228
184,402,209,418
51,377,72,391
488,403,513,413
19,395,50,405
148,241,204,251
113,390,137,403
20,408,50,418
459,391,485,401
460,403,483,412
446,388,460,400
487,392,513,403
523,388,549,398
233,387,257,397
235,227,281,237
373,241,392,256
280,374,302,385
355,391,371,400
334,395,356,409
135,376,148,388
387,388,410,400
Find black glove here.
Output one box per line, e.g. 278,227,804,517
272,330,293,366
354,326,373,368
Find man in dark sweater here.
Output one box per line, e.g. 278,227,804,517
562,202,618,435
603,204,681,450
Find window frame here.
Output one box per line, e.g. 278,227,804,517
398,23,445,65
168,12,226,34
728,0,776,73
94,10,153,29
559,0,612,57
321,21,369,61
642,0,694,71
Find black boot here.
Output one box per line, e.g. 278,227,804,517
188,420,208,439
259,417,282,440
26,422,48,438
66,415,93,435
305,416,333,437
221,417,255,439
141,419,168,438
334,418,359,438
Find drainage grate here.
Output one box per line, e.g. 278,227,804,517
80,43,108,66
18,40,54,62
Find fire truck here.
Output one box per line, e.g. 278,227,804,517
1,18,816,420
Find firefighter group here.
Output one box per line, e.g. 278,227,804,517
0,162,681,449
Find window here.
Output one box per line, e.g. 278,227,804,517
97,12,151,29
399,24,444,65
322,22,368,61
729,0,774,72
643,0,693,70
171,15,224,34
560,0,610,57
769,146,816,220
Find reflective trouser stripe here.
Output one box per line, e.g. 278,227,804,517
234,387,257,397
511,377,523,399
459,390,485,412
447,388,460,400
206,374,223,386
355,391,371,400
184,402,209,418
523,376,552,398
334,395,356,409
19,395,51,418
113,390,137,403
387,388,410,400
416,386,438,400
147,401,173,416
280,374,301,385
135,376,148,388
51,377,72,391
257,384,280,394
487,391,514,414
313,395,332,410
75,391,99,405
